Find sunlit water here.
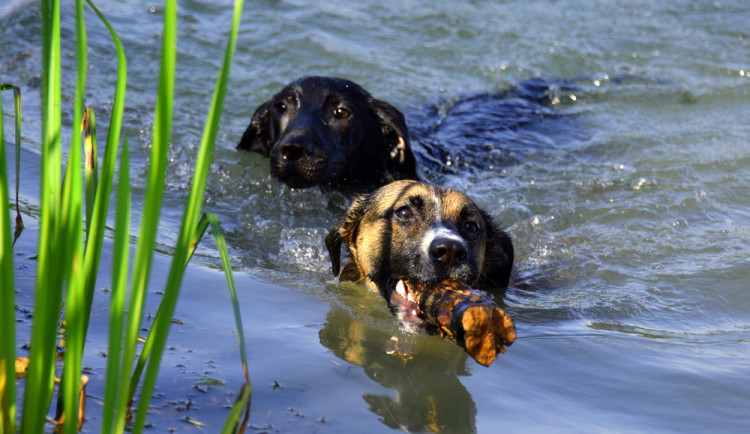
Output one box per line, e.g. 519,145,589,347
3,0,749,431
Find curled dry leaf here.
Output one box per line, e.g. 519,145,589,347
15,357,30,377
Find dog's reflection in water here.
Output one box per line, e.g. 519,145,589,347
318,302,478,432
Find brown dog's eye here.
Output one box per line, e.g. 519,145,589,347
333,107,351,120
464,221,479,234
275,102,287,114
396,206,413,220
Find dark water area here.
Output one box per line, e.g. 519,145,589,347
2,0,750,432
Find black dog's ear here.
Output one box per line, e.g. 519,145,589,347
325,194,371,277
237,100,273,155
479,210,514,289
370,99,418,180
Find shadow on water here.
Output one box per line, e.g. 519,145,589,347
318,282,480,433
319,309,476,432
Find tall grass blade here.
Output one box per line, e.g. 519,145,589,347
11,86,23,244
208,213,251,431
82,108,98,232
21,0,65,430
124,213,208,408
131,0,245,430
112,0,176,429
0,84,18,434
206,214,249,382
84,3,130,429
56,0,88,430
74,11,129,426
0,84,24,244
82,1,127,335
102,139,131,433
220,384,252,434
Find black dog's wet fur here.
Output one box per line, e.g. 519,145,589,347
238,75,581,189
237,76,417,188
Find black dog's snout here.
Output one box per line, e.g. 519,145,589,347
429,238,468,268
279,141,312,161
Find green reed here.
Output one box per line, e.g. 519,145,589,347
0,84,20,434
0,0,249,432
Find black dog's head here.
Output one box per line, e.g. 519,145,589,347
326,180,514,304
237,76,417,188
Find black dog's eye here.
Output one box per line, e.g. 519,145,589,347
464,221,480,234
333,107,351,120
395,206,413,220
275,102,287,114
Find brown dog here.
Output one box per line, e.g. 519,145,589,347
326,180,513,328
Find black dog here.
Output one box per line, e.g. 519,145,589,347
237,76,417,188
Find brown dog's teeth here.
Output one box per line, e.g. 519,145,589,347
396,280,418,303
395,280,407,298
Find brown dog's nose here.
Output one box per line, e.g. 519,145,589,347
430,238,468,268
279,141,311,161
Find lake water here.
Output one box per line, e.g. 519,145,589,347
2,0,749,432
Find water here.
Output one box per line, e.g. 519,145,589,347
3,0,749,431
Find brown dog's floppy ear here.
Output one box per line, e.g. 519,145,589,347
479,210,514,289
326,194,372,277
325,229,343,277
369,98,418,180
237,100,273,155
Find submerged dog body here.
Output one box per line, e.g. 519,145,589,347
326,180,513,327
237,76,417,188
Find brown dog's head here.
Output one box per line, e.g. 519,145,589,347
326,180,513,304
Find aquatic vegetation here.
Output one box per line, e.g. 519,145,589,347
0,0,249,432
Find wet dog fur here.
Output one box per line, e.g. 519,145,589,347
237,76,417,188
326,180,513,308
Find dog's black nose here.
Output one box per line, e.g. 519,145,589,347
279,141,311,161
429,238,468,268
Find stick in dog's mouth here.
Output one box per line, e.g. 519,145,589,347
389,279,516,366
